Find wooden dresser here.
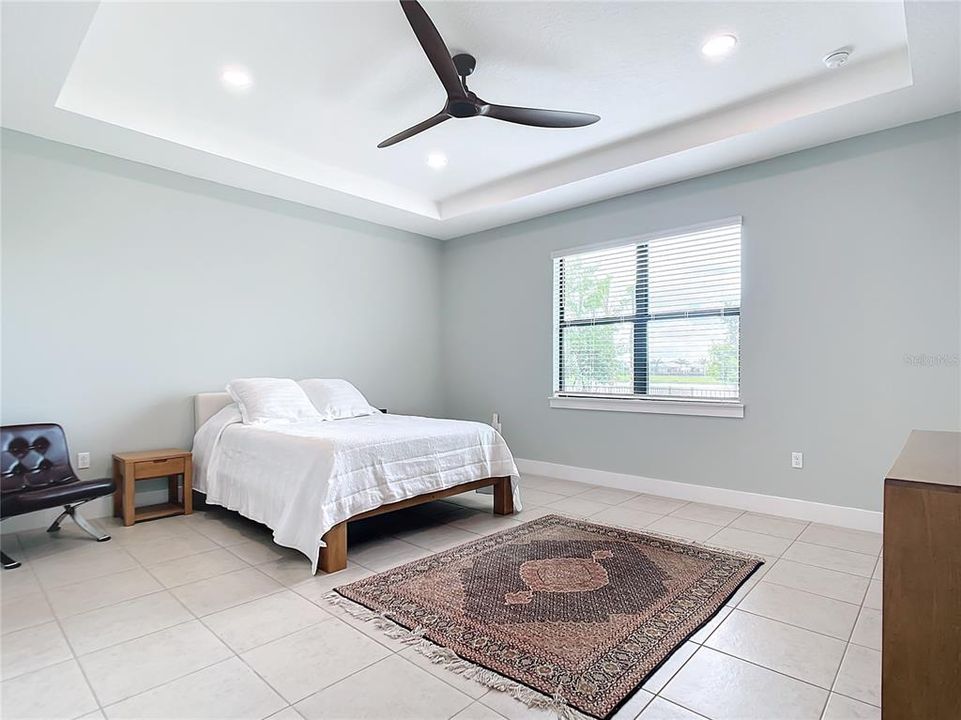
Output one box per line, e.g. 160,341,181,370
882,430,960,719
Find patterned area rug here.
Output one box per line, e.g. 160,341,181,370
331,514,762,720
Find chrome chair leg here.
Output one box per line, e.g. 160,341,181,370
1,551,21,569
46,502,111,542
72,509,111,542
46,507,72,532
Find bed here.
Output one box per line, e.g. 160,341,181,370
191,392,520,573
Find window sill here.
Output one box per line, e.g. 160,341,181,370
548,395,744,418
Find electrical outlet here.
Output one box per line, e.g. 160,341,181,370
791,452,803,469
77,452,91,470
491,412,502,434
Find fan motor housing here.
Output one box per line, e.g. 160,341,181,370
448,99,480,117
452,53,476,77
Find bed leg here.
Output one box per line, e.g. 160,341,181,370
493,477,514,515
191,490,208,511
319,522,348,573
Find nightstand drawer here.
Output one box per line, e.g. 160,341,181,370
134,456,185,479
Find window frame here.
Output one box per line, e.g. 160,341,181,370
551,218,744,418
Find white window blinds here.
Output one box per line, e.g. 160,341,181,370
553,219,741,402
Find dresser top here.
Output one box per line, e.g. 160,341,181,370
887,430,961,488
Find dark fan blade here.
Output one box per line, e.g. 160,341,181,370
378,112,449,148
482,104,600,128
400,1,466,99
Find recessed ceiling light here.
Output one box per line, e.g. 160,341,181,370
426,152,448,169
701,34,738,58
220,66,253,90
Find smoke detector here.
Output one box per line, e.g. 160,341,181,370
823,49,851,70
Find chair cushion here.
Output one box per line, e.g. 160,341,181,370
0,476,116,517
2,423,116,518
2,423,73,494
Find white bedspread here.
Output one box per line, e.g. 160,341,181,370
192,406,521,572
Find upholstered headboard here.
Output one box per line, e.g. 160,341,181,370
194,392,233,430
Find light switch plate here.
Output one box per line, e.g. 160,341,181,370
77,452,91,470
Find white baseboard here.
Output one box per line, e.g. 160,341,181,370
516,458,883,534
2,461,882,535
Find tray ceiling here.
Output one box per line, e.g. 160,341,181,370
2,2,959,239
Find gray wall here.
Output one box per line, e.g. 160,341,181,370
441,114,961,512
3,115,959,529
1,131,443,528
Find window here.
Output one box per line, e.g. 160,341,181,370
552,219,742,416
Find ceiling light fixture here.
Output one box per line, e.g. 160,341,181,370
220,65,253,90
426,152,448,169
701,34,738,58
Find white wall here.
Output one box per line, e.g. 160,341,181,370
440,114,961,513
1,130,443,530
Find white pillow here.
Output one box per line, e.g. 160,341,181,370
299,379,380,421
226,378,322,425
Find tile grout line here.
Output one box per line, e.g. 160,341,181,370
262,628,404,710
542,482,882,552
153,546,357,720
545,477,879,541
708,604,856,645
759,550,879,579
520,489,869,551
186,596,325,712
5,540,156,713
301,648,476,718
701,536,879,715
685,643,843,695
647,554,877,717
32,520,282,712
654,690,714,720
59,587,200,654
7,492,882,719
10,515,422,713
787,539,881,560
650,644,703,706
23,553,106,719
113,538,298,713
823,554,882,713
257,565,480,710
92,562,231,709
760,575,869,603
650,552,804,714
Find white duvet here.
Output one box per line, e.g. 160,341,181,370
192,406,521,572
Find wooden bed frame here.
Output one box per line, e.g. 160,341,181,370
193,391,515,575
319,475,513,573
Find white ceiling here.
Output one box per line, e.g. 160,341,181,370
2,2,959,239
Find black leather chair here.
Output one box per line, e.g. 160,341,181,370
1,424,116,569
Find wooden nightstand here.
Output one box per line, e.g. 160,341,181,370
112,449,193,526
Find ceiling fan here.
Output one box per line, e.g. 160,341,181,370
378,0,601,148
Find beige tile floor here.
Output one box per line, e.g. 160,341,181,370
0,475,883,720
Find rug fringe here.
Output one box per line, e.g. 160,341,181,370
324,591,592,720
